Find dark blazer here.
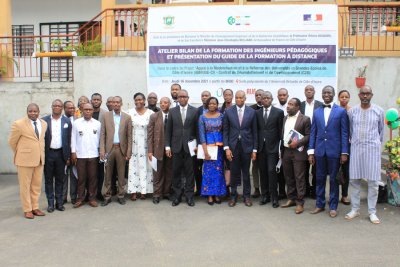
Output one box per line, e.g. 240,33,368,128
256,106,284,154
223,105,258,153
42,115,72,162
309,104,349,158
300,100,323,115
250,103,263,111
165,105,198,154
148,111,166,160
281,113,311,160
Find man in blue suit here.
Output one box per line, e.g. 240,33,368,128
308,86,349,218
43,99,72,212
223,90,258,207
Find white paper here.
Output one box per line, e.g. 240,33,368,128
188,139,197,157
150,156,158,172
197,145,218,160
72,166,78,179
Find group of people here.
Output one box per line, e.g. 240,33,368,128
8,83,384,224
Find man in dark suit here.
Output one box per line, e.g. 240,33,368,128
308,86,349,218
250,89,264,198
43,99,72,212
63,100,77,205
281,98,311,214
256,91,284,208
165,89,198,207
223,90,258,207
148,97,172,204
300,85,323,198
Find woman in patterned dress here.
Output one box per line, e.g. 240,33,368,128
199,97,226,205
127,93,154,200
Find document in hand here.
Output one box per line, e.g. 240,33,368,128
150,156,158,172
197,145,218,160
188,139,197,157
284,129,304,152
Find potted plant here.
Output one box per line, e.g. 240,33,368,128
381,16,400,32
355,65,367,88
0,52,19,78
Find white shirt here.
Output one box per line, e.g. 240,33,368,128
71,117,101,158
304,100,315,123
50,116,62,149
283,111,299,147
323,102,334,126
30,119,42,137
274,102,288,116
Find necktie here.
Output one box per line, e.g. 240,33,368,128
181,108,186,124
323,104,332,108
238,108,243,126
33,121,39,139
175,101,179,107
164,114,168,131
263,108,269,125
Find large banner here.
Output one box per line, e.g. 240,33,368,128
147,5,338,104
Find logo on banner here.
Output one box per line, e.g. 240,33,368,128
303,14,323,24
227,16,251,26
163,16,175,27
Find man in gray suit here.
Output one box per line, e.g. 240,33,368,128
165,90,198,207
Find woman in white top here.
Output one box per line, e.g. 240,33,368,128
127,93,154,200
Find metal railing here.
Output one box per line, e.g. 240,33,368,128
2,4,400,82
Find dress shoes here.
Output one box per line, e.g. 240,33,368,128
56,204,65,211
24,211,34,219
73,201,84,208
281,200,296,208
153,197,160,204
228,199,236,207
341,196,351,205
100,199,111,207
295,205,304,214
244,198,253,207
172,199,180,206
118,198,126,205
71,199,77,205
32,209,45,216
251,188,261,198
259,195,271,205
89,201,98,207
329,210,337,218
310,207,325,214
272,199,279,208
187,198,195,207
47,205,55,213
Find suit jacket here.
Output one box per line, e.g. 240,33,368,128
8,117,47,167
148,111,166,160
100,111,133,157
256,106,284,154
300,100,323,115
223,105,258,153
309,104,349,158
165,105,198,154
42,115,72,162
250,103,263,111
281,113,311,160
98,108,107,124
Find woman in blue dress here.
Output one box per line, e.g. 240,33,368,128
198,97,226,205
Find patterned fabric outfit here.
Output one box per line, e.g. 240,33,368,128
127,108,154,194
348,104,384,181
198,113,226,196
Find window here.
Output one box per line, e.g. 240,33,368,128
12,25,34,57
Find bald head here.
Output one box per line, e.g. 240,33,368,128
235,90,246,107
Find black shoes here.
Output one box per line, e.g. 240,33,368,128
101,199,111,207
187,198,195,207
153,197,160,204
272,199,279,208
47,205,54,213
56,204,65,211
259,195,271,205
251,188,261,198
172,199,180,206
118,198,126,205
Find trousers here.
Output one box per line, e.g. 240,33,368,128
350,179,379,215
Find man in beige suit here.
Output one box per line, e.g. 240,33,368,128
8,103,47,219
148,97,173,204
100,96,133,206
